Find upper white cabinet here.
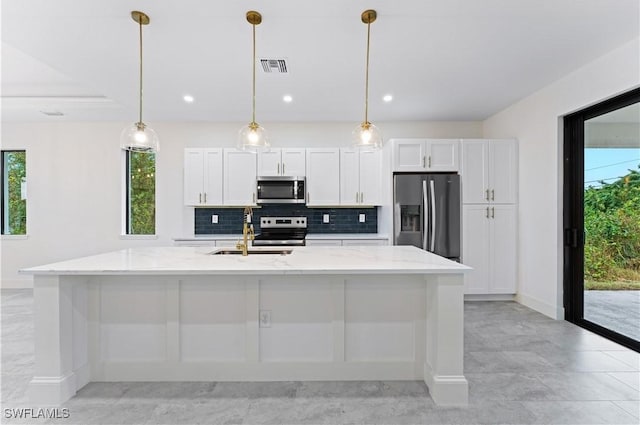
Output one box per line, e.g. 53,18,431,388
223,149,257,206
257,148,306,177
391,139,459,172
184,148,223,206
339,149,382,206
306,148,340,206
461,139,517,204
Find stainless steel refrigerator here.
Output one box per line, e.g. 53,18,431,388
393,173,461,261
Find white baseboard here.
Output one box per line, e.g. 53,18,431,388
464,294,516,302
1,278,33,289
516,293,563,319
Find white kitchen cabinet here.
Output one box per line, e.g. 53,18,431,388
183,148,223,206
461,139,517,204
305,239,342,247
391,139,459,172
342,238,388,246
305,238,388,246
462,204,517,294
339,149,382,206
223,149,257,206
257,148,306,177
305,149,340,206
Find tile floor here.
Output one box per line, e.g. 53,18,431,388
1,289,639,424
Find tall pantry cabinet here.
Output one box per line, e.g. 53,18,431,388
461,139,518,295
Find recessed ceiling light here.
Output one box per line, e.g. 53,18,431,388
283,95,293,103
183,95,195,103
383,94,393,102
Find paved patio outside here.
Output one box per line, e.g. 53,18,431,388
584,290,640,342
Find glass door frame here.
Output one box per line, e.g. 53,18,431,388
563,87,640,352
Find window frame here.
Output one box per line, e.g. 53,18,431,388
123,149,157,237
1,149,27,236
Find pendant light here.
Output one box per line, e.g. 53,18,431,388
120,11,159,153
238,11,270,152
352,9,382,150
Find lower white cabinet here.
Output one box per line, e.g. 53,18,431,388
342,239,388,246
306,238,388,247
305,239,343,247
462,204,517,294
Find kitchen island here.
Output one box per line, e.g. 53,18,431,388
22,245,470,406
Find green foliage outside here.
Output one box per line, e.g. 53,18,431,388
3,151,27,235
128,152,155,235
584,166,640,288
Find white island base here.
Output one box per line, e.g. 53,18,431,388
23,246,470,406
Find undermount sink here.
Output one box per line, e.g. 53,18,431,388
211,249,293,256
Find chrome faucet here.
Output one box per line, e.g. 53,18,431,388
236,206,255,256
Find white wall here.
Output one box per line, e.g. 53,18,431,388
0,120,482,287
483,37,640,319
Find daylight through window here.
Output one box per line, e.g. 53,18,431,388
1,151,27,235
126,151,156,235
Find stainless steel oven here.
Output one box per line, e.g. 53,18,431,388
256,176,305,204
253,216,307,246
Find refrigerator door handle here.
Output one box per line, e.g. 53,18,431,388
422,180,428,250
394,203,401,241
430,179,436,252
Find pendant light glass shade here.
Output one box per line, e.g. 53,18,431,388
120,122,160,153
238,122,269,152
352,10,382,150
121,11,159,153
352,121,383,150
238,11,269,152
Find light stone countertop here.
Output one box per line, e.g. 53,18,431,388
21,246,470,276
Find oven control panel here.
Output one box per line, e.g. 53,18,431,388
260,216,307,228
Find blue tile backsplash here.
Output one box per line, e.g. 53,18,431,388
195,205,378,234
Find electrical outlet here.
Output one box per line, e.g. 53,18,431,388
359,214,366,223
259,310,271,328
323,214,330,223
211,215,218,224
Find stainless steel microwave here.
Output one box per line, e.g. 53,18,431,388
256,176,306,204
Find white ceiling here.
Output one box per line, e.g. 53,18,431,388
1,0,638,123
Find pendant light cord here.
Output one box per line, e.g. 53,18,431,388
364,19,371,124
138,18,144,125
252,22,256,124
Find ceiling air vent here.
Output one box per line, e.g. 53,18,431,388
40,110,65,116
260,59,288,74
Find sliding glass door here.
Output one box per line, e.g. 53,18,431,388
564,88,640,352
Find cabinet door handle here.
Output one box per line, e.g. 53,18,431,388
252,192,256,204
422,156,426,168
491,207,495,218
356,192,359,203
282,163,285,175
428,156,432,168
485,189,490,201
486,207,489,218
491,189,495,201
360,192,364,204
199,193,202,204
307,192,310,203
277,163,280,174
204,193,207,203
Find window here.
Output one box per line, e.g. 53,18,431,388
125,151,156,235
1,151,27,235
